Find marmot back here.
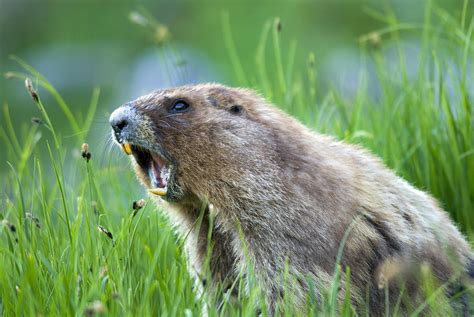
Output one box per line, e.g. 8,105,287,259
109,83,474,314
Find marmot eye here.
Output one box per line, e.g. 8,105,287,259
170,100,190,113
230,105,243,114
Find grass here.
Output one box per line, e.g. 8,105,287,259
1,1,474,315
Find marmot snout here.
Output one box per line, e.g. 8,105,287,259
110,83,474,314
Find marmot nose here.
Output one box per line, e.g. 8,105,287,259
109,108,132,144
109,108,129,134
111,118,128,133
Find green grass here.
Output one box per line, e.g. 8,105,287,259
1,1,474,315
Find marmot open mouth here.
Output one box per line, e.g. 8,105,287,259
122,143,171,197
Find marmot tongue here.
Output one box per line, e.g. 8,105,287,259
148,153,168,196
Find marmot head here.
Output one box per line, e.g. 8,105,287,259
109,84,286,205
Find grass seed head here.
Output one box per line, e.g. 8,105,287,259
84,300,105,316
129,11,149,27
154,25,171,45
76,274,82,299
92,201,98,215
81,143,91,162
26,212,41,228
367,31,381,49
132,199,146,210
99,266,108,279
97,225,113,240
31,117,44,125
359,31,382,50
24,78,39,103
1,219,16,233
132,198,146,217
275,17,282,32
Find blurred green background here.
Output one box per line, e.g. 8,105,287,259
1,1,468,170
1,2,474,315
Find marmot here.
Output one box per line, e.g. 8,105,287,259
109,84,474,314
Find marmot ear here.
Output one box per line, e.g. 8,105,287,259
207,96,219,108
229,105,243,115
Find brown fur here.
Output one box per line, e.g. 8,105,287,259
110,84,473,314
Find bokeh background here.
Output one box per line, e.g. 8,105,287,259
1,2,474,315
0,0,470,172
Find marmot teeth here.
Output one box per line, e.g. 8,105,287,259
122,143,132,155
148,188,167,196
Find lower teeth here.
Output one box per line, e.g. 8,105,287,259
149,188,167,196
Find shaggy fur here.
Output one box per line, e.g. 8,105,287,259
110,84,473,314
